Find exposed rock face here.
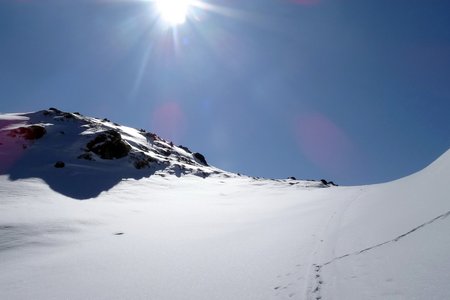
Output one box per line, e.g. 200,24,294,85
130,152,157,170
8,125,46,140
54,161,65,168
86,130,131,160
1,108,220,181
320,179,338,186
193,152,208,166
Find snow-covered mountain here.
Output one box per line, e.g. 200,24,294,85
1,109,449,299
0,108,327,200
0,108,229,199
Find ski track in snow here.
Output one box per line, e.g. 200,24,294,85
303,188,365,300
310,209,450,300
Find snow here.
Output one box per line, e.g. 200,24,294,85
314,150,450,300
1,109,449,299
0,113,29,121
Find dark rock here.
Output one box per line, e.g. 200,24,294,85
28,126,47,139
320,179,328,185
288,176,296,180
8,125,46,140
184,157,195,165
133,160,149,169
48,107,61,113
145,132,158,141
157,149,171,157
62,113,75,119
195,169,209,178
54,161,65,168
86,130,131,160
193,152,208,166
138,145,149,152
178,145,192,153
133,154,156,169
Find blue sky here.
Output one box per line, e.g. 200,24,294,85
1,0,449,185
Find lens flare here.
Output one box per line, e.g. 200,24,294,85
150,102,186,142
294,113,356,176
155,0,190,25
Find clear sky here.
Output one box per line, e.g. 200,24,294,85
1,0,449,185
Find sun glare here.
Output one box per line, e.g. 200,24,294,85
155,0,190,25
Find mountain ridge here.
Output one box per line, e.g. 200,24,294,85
0,108,226,199
0,108,331,199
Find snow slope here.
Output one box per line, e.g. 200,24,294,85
314,149,450,300
0,109,449,299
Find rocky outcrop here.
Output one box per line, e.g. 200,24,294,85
7,125,46,140
193,152,208,166
86,130,131,160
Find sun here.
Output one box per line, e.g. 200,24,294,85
155,0,191,25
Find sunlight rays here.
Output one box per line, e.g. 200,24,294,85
124,0,274,102
154,0,191,25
